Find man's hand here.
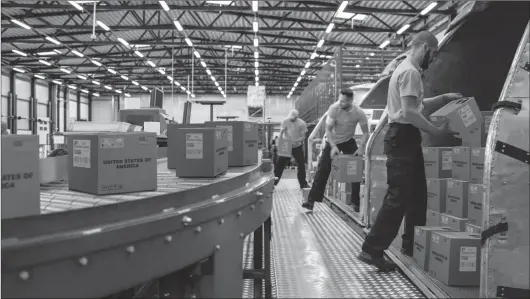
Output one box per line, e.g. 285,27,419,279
444,93,464,103
330,145,340,158
353,148,365,157
433,121,458,137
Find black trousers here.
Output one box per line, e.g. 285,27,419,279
362,123,427,257
308,138,360,207
274,144,308,188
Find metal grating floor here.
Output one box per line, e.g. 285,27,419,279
269,178,425,298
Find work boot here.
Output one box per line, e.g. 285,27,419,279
401,240,413,257
301,201,314,211
357,251,397,272
353,204,360,213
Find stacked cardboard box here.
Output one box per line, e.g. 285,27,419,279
331,155,364,183
205,121,259,166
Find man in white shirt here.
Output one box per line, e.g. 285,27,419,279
358,31,463,271
302,89,370,212
274,110,309,189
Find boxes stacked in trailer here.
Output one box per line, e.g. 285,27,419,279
412,98,491,286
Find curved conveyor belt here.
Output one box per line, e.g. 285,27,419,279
2,156,275,298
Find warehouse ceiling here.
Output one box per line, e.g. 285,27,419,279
1,0,460,98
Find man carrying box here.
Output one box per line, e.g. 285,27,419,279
302,88,370,212
273,110,309,189
358,31,463,271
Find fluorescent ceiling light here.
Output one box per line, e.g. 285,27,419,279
255,70,259,76
69,1,84,11
37,51,57,55
287,95,291,99
141,86,149,91
125,93,131,97
211,76,216,81
305,61,310,68
77,75,87,80
191,94,196,98
185,38,193,47
93,92,100,97
167,76,173,81
180,86,186,91
254,52,259,59
255,61,259,68
223,94,226,98
117,37,130,47
34,74,46,80
352,14,367,21
218,86,222,91
255,77,259,82
206,69,212,75
121,75,129,80
54,50,62,54
397,24,411,35
147,61,156,67
159,1,170,11
173,20,184,31
317,40,324,48
12,49,27,57
107,68,117,74
46,37,61,45
115,90,122,94
296,77,301,82
158,68,166,75
91,60,102,67
81,89,89,94
132,81,139,86
355,64,360,68
253,38,259,47
370,52,375,56
72,50,84,57
186,90,191,95
92,80,101,85
310,52,318,60
13,67,25,73
201,61,207,68
420,2,438,15
11,19,31,30
104,85,112,90
325,23,334,34
215,81,219,87
134,51,144,58
68,85,77,90
175,81,180,86
52,80,62,85
379,40,390,49
294,82,299,87
335,1,355,19
255,82,259,86
253,21,259,33
252,1,258,12
224,45,242,49
39,60,52,66
301,70,306,76
60,68,72,74
365,57,369,60
206,1,233,5
194,51,201,59
96,21,110,31
133,44,151,49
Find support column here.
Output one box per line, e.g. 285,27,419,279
76,90,81,121
49,83,57,149
88,94,92,121
334,47,343,101
63,85,69,131
30,77,37,134
55,84,60,132
8,71,17,134
210,104,214,121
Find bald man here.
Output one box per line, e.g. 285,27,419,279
358,31,463,271
274,109,309,189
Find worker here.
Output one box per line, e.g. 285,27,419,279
1,121,9,134
358,31,463,271
274,110,309,189
302,89,370,212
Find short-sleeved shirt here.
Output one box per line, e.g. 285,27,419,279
387,57,424,124
326,102,368,145
281,118,307,148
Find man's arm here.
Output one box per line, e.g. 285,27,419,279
356,108,370,155
402,96,442,135
325,114,337,147
279,120,287,138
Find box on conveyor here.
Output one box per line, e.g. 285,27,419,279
446,179,469,218
1,135,40,219
172,127,228,178
205,121,258,166
166,123,206,169
429,97,484,137
451,147,471,181
427,178,447,213
470,148,485,183
331,155,364,183
423,147,453,179
426,210,441,227
440,213,467,232
429,231,481,286
413,226,452,271
68,132,157,195
467,184,484,226
277,138,292,157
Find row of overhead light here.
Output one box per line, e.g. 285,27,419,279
252,1,259,87
286,1,439,99
159,1,224,98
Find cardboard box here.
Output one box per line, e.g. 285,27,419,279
331,155,364,183
429,232,481,286
68,132,157,195
205,121,259,166
446,179,469,218
1,135,40,219
277,138,292,157
467,184,484,226
451,147,471,181
465,223,482,234
172,127,228,178
167,123,206,169
423,147,453,179
460,126,483,147
427,178,448,213
413,226,452,271
470,148,485,183
430,97,484,136
426,210,441,226
440,213,467,232
482,111,494,135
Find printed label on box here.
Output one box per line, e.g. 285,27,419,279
73,139,91,168
459,246,477,272
432,234,440,244
346,160,357,175
458,104,477,128
453,147,461,154
448,180,454,188
100,137,124,149
442,151,452,170
470,185,478,193
218,125,233,151
466,225,475,234
244,123,251,131
186,133,203,159
441,215,449,225
422,148,428,154
472,149,481,156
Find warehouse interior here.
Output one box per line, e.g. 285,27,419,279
1,1,529,299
